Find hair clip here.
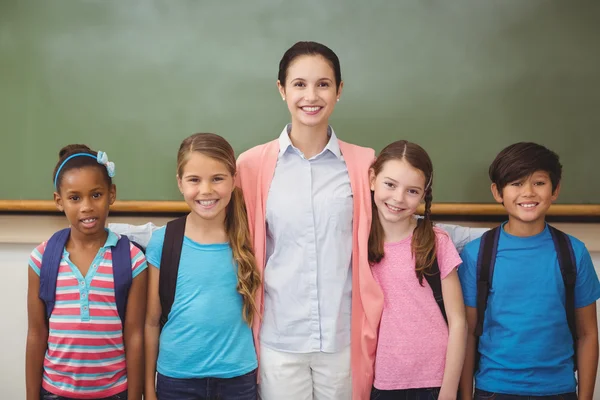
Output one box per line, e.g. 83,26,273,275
97,151,116,178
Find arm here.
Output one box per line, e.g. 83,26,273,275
123,269,148,400
25,267,48,400
459,307,478,400
575,303,598,400
438,270,468,400
144,264,162,400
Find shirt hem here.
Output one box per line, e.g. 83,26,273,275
157,361,258,380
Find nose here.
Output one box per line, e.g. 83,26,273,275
305,86,318,102
81,197,94,212
199,180,213,195
522,181,535,196
392,190,405,204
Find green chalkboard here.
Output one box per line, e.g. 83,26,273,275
1,0,599,203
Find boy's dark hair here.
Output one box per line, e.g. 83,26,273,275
53,144,112,192
489,142,562,195
278,41,342,92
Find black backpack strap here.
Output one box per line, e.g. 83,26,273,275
474,225,501,372
475,226,501,336
423,257,448,325
548,225,578,370
159,216,187,328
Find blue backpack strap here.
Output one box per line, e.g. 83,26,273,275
548,225,578,370
112,236,133,328
39,228,71,321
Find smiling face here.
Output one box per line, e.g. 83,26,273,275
492,170,559,230
177,152,235,224
54,166,116,237
370,159,426,226
277,54,342,131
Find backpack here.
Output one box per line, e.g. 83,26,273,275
414,219,448,324
157,216,187,328
39,228,136,327
473,224,578,371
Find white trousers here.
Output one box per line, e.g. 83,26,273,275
259,345,352,400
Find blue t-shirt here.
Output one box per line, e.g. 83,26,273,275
146,226,257,379
459,223,600,396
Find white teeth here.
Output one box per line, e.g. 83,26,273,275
198,200,217,206
302,106,321,112
82,218,96,223
519,203,537,208
387,204,402,212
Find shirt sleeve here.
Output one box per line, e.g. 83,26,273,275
28,242,47,276
145,227,166,269
434,222,489,253
435,229,463,279
574,244,600,308
458,243,479,308
129,243,148,279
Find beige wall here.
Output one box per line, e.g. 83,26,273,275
1,215,599,398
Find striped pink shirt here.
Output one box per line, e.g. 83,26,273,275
28,229,147,399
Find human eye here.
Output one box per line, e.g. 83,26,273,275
92,192,102,199
69,195,80,201
408,189,420,195
384,182,395,189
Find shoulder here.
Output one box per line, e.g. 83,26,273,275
565,232,587,256
237,140,278,167
148,225,167,248
338,140,375,164
28,241,49,275
461,236,483,263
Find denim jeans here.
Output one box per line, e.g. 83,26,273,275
371,386,441,400
40,387,127,400
156,369,257,400
474,389,577,400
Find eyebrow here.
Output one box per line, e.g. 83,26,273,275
384,176,423,190
290,77,334,83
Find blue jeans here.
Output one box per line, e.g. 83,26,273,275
371,386,440,400
40,387,127,399
474,389,577,400
156,369,257,400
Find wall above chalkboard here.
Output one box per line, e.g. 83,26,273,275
1,0,599,204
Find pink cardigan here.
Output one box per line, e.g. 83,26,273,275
236,139,384,400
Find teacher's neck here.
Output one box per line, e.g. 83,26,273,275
288,122,331,160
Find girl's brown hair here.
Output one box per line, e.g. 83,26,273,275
177,133,261,325
368,140,436,285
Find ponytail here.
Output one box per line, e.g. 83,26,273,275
412,188,437,285
225,186,261,325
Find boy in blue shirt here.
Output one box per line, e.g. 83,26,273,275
458,142,600,399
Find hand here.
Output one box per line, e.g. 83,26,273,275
144,390,158,400
437,388,458,400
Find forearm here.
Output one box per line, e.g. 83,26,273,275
25,331,47,400
576,332,599,400
440,320,468,397
144,323,161,395
459,333,476,400
125,329,144,400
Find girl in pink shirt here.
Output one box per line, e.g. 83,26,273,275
368,141,467,400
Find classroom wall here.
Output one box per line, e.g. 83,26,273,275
1,216,599,398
